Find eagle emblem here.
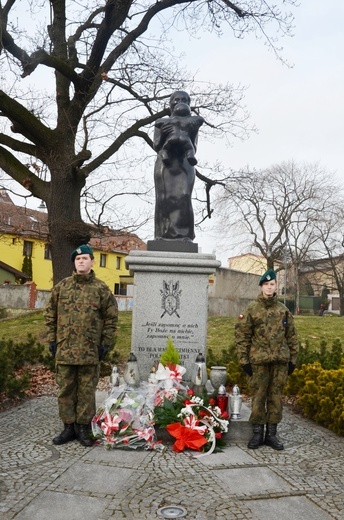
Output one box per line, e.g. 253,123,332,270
160,280,181,318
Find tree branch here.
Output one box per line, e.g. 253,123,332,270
0,90,53,147
196,169,225,219
0,133,38,157
80,108,169,176
0,145,49,200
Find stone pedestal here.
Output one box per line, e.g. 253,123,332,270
125,250,220,382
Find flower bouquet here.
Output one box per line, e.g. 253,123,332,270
91,384,159,450
155,388,229,456
151,340,230,456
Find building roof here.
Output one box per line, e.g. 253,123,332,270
90,229,146,254
0,190,49,239
0,260,29,279
0,191,146,253
299,255,343,273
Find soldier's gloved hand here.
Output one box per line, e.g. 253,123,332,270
98,345,109,361
288,362,296,375
49,342,57,358
242,363,253,377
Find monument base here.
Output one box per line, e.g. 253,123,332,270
125,250,220,382
147,240,198,253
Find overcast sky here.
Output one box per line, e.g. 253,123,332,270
6,1,344,266
189,0,344,264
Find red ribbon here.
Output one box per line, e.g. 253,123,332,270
167,422,208,452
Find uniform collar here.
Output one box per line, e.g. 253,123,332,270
72,270,95,283
258,292,277,307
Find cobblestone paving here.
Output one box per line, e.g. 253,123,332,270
0,395,343,519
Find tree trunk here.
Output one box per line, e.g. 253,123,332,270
46,154,90,285
267,257,274,270
340,289,344,317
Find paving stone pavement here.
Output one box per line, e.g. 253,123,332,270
0,392,343,520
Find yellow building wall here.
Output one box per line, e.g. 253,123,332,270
92,251,128,293
229,254,267,275
229,254,285,295
0,234,53,289
0,234,128,291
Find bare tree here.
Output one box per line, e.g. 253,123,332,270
310,206,344,316
216,161,336,295
0,0,298,283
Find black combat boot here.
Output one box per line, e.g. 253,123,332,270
265,424,284,450
52,423,76,445
247,424,265,449
76,423,94,447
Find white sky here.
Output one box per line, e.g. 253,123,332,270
6,1,344,266
188,0,344,264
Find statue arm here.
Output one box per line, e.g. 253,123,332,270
153,118,174,151
192,116,205,130
188,116,204,149
153,124,164,151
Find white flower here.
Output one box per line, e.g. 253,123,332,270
190,396,204,405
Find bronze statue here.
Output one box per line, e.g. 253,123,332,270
153,91,204,242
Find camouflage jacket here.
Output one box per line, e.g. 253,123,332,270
235,293,299,366
44,270,118,365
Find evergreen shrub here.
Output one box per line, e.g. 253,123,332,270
0,335,44,398
285,362,344,436
297,338,343,370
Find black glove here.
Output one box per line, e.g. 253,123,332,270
98,345,109,361
288,362,296,375
242,363,253,377
49,342,57,358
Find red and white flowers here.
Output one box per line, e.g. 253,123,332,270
165,393,229,455
91,385,158,450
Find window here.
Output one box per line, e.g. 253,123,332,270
116,256,121,269
44,244,52,260
114,283,127,295
100,253,107,267
23,240,33,257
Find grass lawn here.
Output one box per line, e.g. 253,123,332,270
1,310,343,361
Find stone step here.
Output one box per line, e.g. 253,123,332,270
225,402,251,443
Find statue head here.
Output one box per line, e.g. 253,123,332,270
169,91,190,113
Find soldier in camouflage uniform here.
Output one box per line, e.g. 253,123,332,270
45,244,118,447
235,269,299,450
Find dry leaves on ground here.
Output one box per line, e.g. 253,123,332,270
0,364,110,413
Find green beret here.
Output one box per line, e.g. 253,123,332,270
259,269,276,286
71,244,94,262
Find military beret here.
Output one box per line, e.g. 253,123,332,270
258,269,276,286
71,244,94,262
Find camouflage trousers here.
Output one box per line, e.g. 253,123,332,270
248,363,288,424
56,364,100,425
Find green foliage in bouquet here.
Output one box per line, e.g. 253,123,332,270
154,393,186,428
159,337,180,366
